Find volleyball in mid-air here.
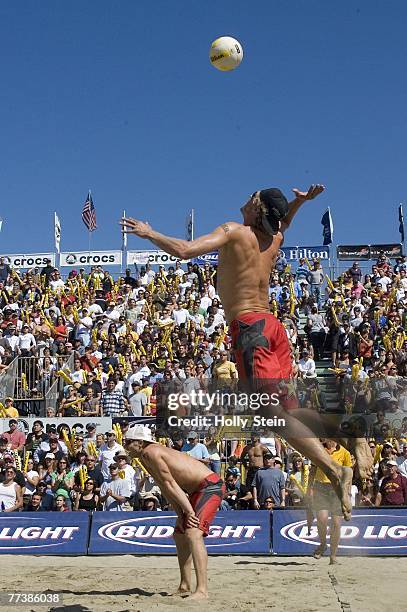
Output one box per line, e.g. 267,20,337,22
209,36,243,71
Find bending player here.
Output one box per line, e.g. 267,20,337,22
122,185,372,519
125,424,225,600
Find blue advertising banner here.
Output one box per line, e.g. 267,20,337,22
0,512,90,554
89,511,270,555
273,508,407,555
193,246,330,266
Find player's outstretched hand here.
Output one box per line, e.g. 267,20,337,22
292,184,325,202
120,217,152,238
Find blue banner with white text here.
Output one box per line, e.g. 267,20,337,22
89,511,270,555
273,508,407,555
193,246,330,266
0,512,89,554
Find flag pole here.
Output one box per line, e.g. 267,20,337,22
121,209,127,273
191,209,194,241
88,189,92,260
399,203,405,256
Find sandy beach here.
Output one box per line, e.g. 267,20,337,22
0,555,406,612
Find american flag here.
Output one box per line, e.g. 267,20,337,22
82,191,97,232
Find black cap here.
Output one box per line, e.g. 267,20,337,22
258,188,289,234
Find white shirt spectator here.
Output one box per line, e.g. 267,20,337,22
200,295,212,311
298,356,316,377
99,442,125,480
18,332,36,352
105,308,120,322
128,391,148,416
120,463,138,496
136,318,149,335
88,303,103,317
172,307,189,326
49,278,65,292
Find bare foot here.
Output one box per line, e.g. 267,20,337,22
313,545,327,559
329,558,339,565
168,584,191,596
313,545,326,559
168,588,191,597
331,466,352,521
187,590,208,601
353,438,374,481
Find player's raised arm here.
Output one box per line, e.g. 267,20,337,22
280,184,325,232
121,217,239,259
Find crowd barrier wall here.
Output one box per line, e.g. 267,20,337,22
272,508,407,556
0,509,406,555
89,511,270,554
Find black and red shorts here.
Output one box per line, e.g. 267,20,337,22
176,473,225,537
230,312,292,380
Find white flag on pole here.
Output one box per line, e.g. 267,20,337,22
54,212,61,253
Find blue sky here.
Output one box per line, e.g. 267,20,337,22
0,1,406,257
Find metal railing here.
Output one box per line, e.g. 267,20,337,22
44,353,75,415
0,357,19,402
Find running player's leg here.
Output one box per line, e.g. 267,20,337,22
314,509,329,559
329,515,342,565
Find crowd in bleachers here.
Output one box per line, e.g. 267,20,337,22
0,251,406,512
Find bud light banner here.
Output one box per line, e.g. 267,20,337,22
193,246,330,266
0,513,89,554
273,509,407,555
89,511,270,555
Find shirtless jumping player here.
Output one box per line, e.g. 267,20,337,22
121,185,373,518
125,424,225,600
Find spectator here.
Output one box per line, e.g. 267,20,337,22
25,420,48,453
307,306,326,361
376,460,407,506
241,436,269,487
221,470,251,510
35,481,54,510
98,430,125,480
74,478,99,511
0,465,23,512
53,490,70,511
99,462,130,511
182,431,210,464
3,419,26,452
24,492,45,512
141,493,161,511
252,453,286,508
128,381,147,416
100,378,127,417
298,349,316,379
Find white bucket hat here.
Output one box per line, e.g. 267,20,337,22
125,424,158,444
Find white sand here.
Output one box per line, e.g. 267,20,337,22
1,555,406,612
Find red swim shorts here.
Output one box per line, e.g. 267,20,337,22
175,473,225,537
230,312,292,380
